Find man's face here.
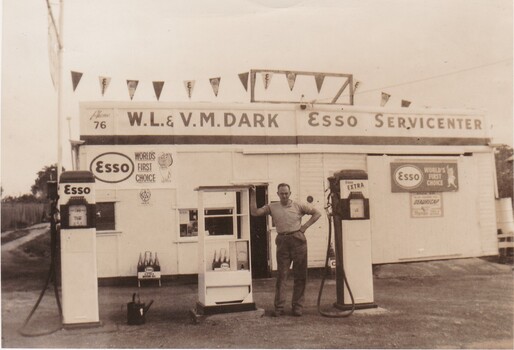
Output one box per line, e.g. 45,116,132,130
277,186,291,205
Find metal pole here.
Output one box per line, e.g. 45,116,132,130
56,0,64,180
66,116,75,170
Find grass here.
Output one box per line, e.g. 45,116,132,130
1,228,33,245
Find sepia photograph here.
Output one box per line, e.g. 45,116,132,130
1,0,513,348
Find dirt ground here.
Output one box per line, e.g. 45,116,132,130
1,224,513,349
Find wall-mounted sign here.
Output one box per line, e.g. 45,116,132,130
90,152,135,183
80,103,489,147
87,146,177,189
391,161,458,192
410,192,443,218
139,189,151,205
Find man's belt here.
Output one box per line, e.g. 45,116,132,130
278,230,298,236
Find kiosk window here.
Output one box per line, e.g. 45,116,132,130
96,202,115,231
179,208,234,237
179,209,198,237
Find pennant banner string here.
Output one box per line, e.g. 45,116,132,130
262,73,273,90
209,77,221,97
286,72,296,91
153,81,165,101
127,80,139,100
238,72,249,91
401,99,411,108
380,92,391,107
71,71,83,92
314,74,325,93
99,76,111,96
353,81,361,93
184,80,195,99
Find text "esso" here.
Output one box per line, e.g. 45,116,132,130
64,184,91,195
95,161,131,173
90,152,135,183
393,165,423,189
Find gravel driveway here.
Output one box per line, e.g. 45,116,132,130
2,225,513,348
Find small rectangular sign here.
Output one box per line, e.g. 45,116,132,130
410,192,443,218
138,271,161,279
391,161,459,192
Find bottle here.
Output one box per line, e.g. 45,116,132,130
148,252,154,268
143,252,149,268
220,248,230,270
154,252,161,272
214,249,223,269
216,250,222,269
212,250,218,270
137,253,144,272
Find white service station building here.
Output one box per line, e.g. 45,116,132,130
77,101,499,279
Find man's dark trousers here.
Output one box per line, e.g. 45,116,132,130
274,231,308,313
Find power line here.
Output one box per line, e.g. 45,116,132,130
356,58,513,95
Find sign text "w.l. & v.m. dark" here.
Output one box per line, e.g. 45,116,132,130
126,111,280,128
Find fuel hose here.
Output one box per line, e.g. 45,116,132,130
317,192,355,318
18,202,63,337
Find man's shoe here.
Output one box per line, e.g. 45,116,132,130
271,310,285,317
292,309,303,317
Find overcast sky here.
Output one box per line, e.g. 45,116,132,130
1,0,512,197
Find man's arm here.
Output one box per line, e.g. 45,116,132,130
249,186,268,217
299,208,322,233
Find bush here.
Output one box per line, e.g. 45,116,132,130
1,202,48,232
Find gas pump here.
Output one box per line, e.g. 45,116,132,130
59,171,100,327
318,170,377,317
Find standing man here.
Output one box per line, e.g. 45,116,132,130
250,183,321,317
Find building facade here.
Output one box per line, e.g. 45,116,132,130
78,102,498,278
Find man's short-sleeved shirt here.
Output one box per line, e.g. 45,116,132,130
263,200,319,234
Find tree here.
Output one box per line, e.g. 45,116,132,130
30,164,63,200
495,144,513,200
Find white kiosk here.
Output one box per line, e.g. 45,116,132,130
195,185,256,315
59,171,100,327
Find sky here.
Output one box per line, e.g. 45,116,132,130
1,0,512,197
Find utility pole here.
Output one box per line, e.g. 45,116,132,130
56,0,65,181
66,116,75,170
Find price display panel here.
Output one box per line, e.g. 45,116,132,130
69,204,88,227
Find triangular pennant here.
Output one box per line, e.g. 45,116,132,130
238,72,249,91
314,74,325,93
380,92,391,107
127,80,139,100
71,71,83,92
98,76,111,96
184,80,195,99
286,72,297,91
209,77,221,97
401,100,411,108
353,80,361,93
262,73,273,90
153,81,165,101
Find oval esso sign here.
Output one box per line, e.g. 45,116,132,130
393,165,423,190
90,152,134,183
